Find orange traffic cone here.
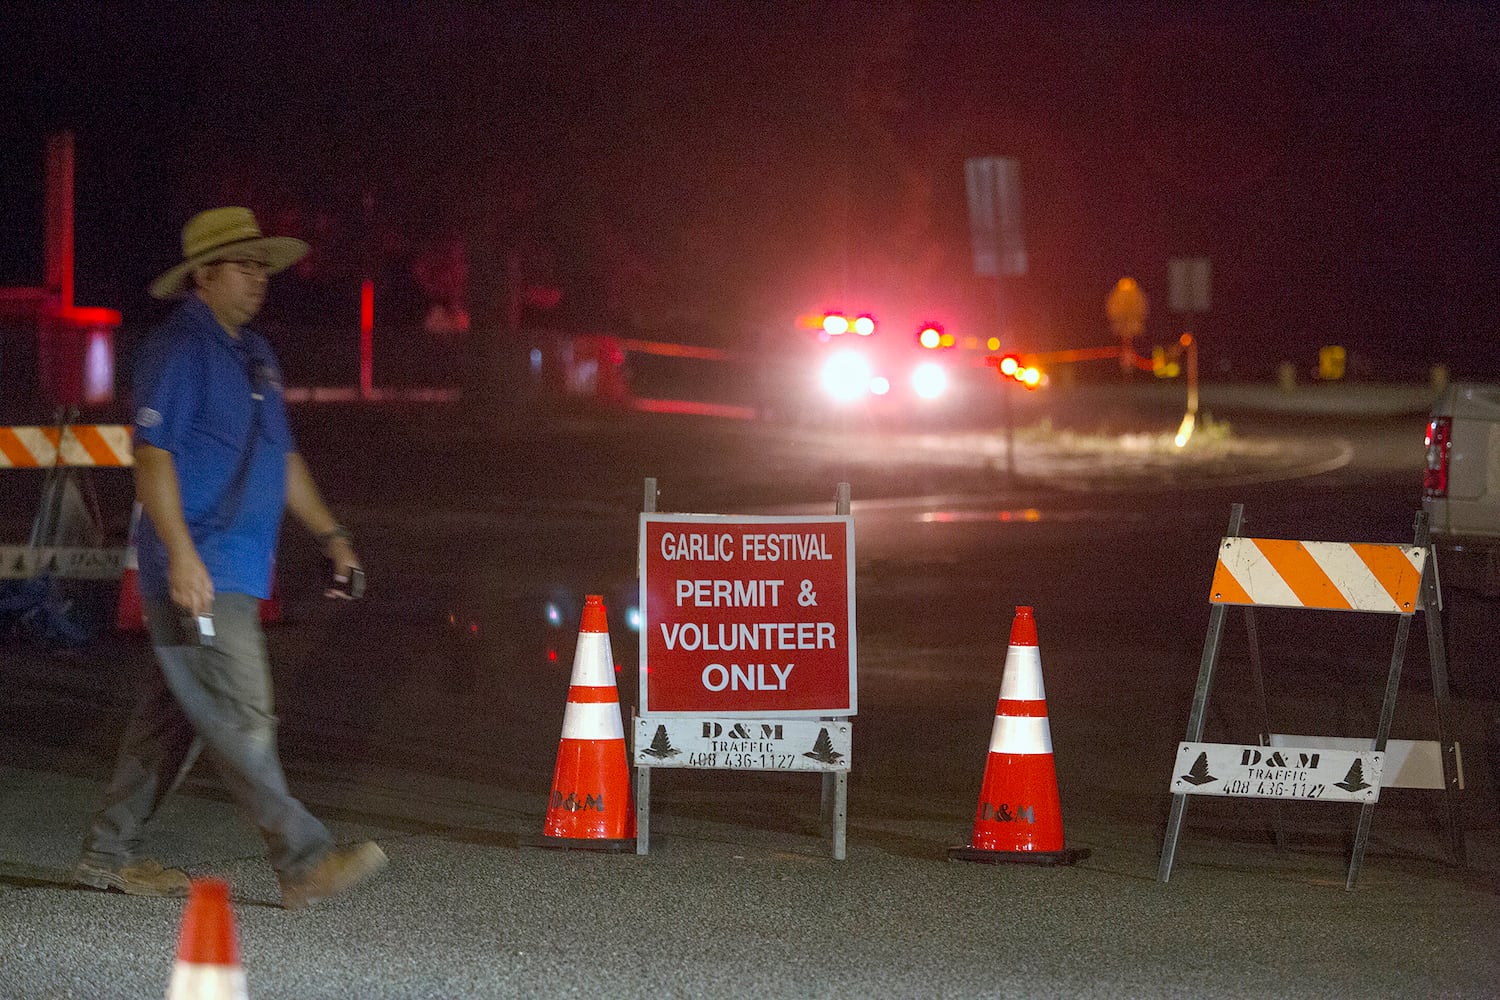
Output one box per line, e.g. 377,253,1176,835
167,878,247,1000
533,594,635,850
115,502,145,632
949,606,1090,865
258,564,281,625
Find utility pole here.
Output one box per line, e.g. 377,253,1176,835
965,157,1028,479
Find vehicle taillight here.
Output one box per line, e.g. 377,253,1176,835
1424,416,1451,498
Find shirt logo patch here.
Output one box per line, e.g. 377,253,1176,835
253,363,283,394
136,407,163,428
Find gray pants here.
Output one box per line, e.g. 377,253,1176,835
82,593,333,876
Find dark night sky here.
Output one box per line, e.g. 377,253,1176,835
4,2,1499,379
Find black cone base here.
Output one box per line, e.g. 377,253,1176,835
518,832,637,853
947,844,1091,866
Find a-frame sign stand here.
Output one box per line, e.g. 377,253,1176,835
633,478,854,860
1158,504,1465,890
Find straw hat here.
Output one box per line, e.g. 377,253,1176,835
149,207,309,299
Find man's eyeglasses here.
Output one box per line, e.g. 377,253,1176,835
222,259,271,276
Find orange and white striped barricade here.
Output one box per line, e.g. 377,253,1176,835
2,425,284,629
1158,503,1462,890
0,423,133,469
0,423,132,582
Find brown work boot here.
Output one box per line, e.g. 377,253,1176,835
73,858,191,897
278,841,387,910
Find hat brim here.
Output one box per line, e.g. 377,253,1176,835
148,235,309,300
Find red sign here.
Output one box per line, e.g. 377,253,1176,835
639,514,856,717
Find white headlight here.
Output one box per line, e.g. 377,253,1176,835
912,360,948,399
820,349,875,402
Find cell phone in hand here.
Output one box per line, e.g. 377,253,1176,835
181,612,215,647
327,564,365,599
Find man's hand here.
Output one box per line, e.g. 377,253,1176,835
324,537,364,599
135,444,211,615
169,552,215,617
285,453,364,599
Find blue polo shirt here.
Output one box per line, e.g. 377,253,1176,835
132,296,295,600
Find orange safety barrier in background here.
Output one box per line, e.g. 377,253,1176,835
0,424,133,467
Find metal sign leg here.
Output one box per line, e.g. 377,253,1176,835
832,771,847,860
637,477,658,856
635,765,651,855
831,482,851,860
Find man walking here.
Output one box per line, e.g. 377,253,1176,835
75,207,385,909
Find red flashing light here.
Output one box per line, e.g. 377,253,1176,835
46,304,122,325
360,279,374,399
918,325,942,349
853,314,876,336
987,353,1042,389
822,313,850,336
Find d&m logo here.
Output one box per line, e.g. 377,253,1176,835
550,791,607,813
1240,749,1320,769
979,803,1036,824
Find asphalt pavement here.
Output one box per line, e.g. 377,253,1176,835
3,380,1497,999
3,751,1497,998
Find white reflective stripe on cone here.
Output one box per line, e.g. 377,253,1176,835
568,633,616,686
167,963,248,1000
998,646,1045,700
561,699,625,740
989,714,1054,755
